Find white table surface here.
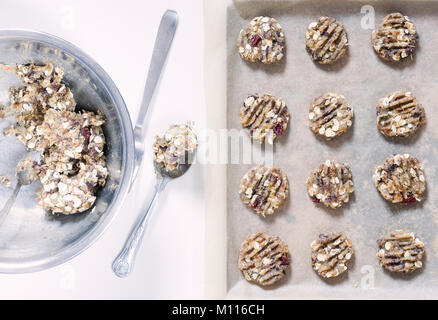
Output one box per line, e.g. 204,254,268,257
0,0,206,299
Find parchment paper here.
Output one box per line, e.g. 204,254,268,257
227,0,438,299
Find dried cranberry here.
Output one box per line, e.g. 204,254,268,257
273,122,284,136
80,127,91,152
402,195,416,203
312,197,320,203
280,255,290,266
80,127,91,140
86,181,96,192
251,34,262,47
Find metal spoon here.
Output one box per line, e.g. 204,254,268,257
0,166,34,226
112,151,195,277
129,9,178,191
111,9,180,277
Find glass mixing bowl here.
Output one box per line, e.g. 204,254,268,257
0,29,135,273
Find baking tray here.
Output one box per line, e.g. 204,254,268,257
204,0,438,299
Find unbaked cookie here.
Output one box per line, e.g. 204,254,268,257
309,92,353,139
373,153,426,204
372,13,418,62
238,232,290,286
240,94,290,144
311,232,354,278
306,160,354,209
377,230,424,273
239,164,288,217
377,91,426,137
237,16,285,64
305,16,348,64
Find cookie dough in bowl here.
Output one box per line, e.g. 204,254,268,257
3,63,108,215
0,30,134,273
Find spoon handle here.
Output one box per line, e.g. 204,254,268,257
130,10,178,189
112,178,168,277
0,183,22,226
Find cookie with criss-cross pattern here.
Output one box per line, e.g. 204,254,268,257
237,16,285,64
239,164,289,217
372,12,418,62
311,232,354,279
377,230,424,273
238,232,291,286
305,16,348,64
376,91,425,138
308,92,353,139
240,93,290,144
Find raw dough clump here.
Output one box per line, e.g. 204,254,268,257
152,123,198,174
238,232,290,286
4,63,108,214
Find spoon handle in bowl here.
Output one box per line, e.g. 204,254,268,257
0,183,22,226
112,178,168,277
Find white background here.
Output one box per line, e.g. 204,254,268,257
0,0,206,299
